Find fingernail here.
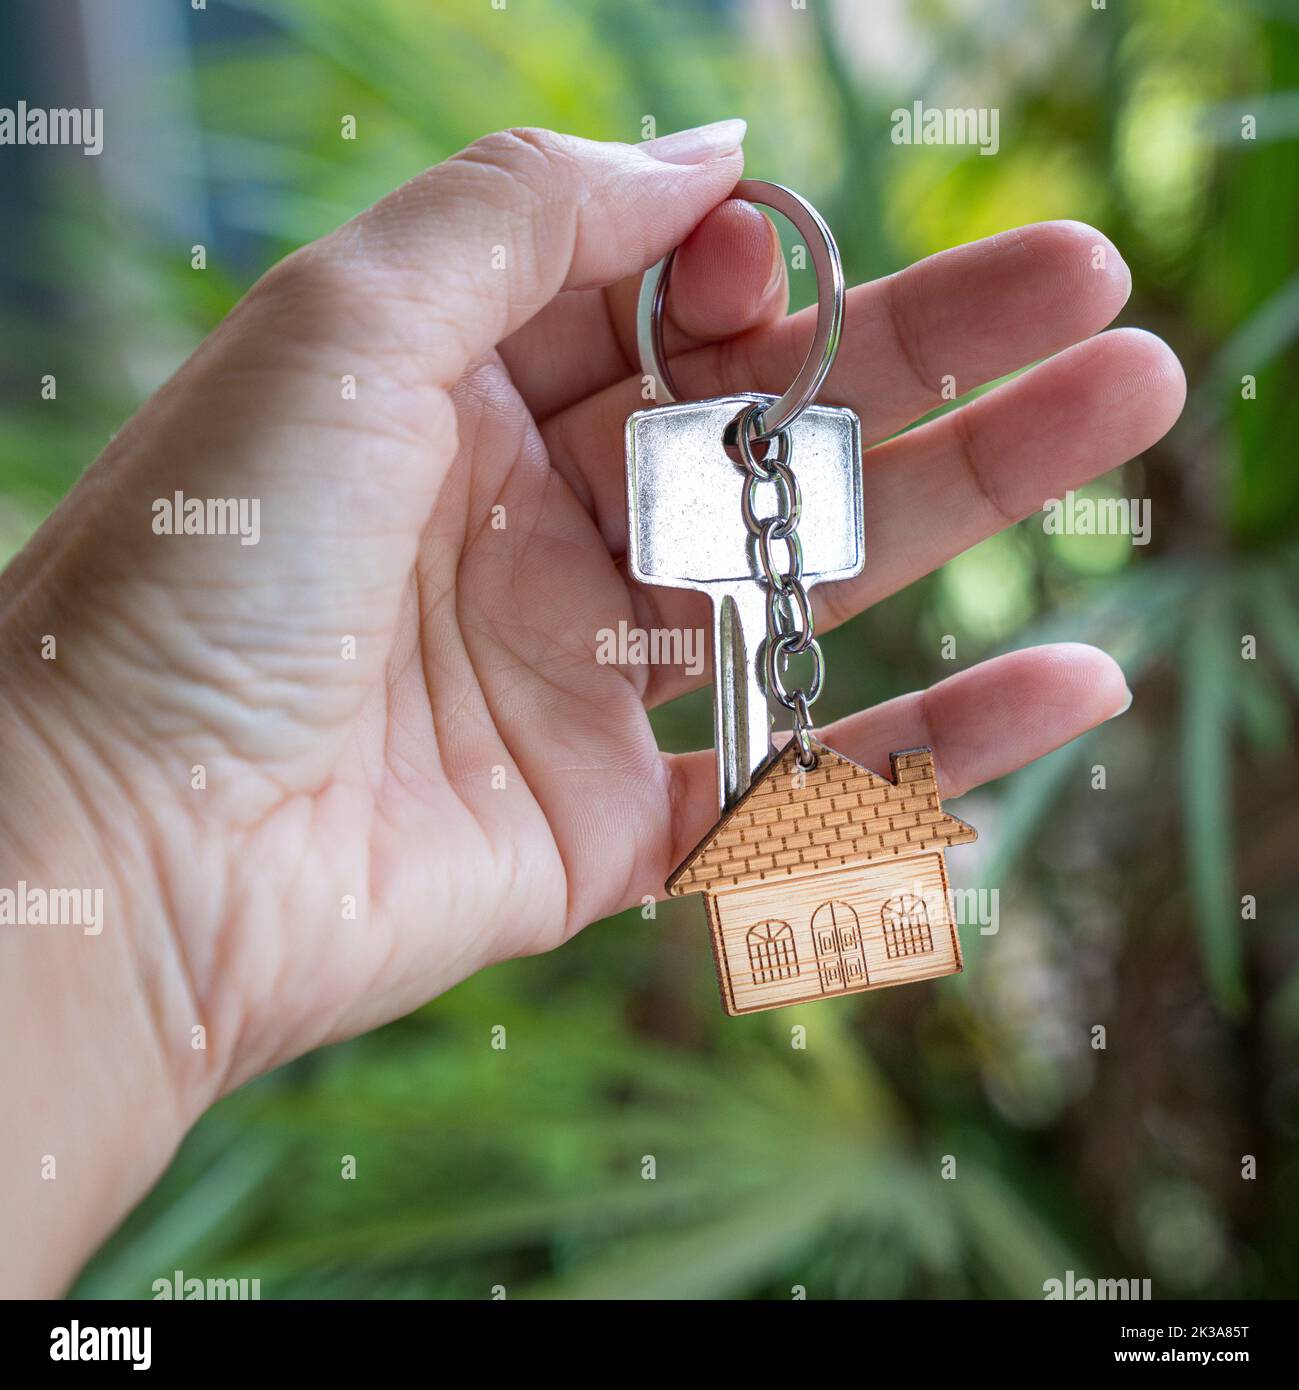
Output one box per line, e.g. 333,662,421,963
641,118,746,165
1109,687,1134,719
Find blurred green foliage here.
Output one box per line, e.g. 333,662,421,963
3,0,1296,1298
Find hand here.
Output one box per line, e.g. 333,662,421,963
0,120,1185,1292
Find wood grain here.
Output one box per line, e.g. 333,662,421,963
669,739,977,1016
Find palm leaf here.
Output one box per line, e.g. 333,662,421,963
1180,585,1246,1013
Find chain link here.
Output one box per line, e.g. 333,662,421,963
734,403,823,770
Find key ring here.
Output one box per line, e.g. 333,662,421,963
636,178,846,440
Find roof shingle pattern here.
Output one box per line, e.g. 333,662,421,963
667,740,976,894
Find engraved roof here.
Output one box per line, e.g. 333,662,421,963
666,740,976,895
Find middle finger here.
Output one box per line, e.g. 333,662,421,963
543,219,1132,553
615,325,1185,708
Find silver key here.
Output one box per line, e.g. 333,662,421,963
625,391,864,811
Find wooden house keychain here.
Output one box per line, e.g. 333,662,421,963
625,180,977,1016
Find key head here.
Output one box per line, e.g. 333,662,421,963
625,393,864,592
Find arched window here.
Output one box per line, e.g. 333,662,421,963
881,894,933,959
746,920,798,984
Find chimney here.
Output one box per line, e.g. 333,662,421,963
890,748,938,806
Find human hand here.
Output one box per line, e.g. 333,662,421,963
0,120,1184,1292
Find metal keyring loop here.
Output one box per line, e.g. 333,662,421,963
791,691,818,770
734,402,788,481
766,632,825,710
740,457,801,540
636,178,846,439
767,583,815,650
757,520,803,594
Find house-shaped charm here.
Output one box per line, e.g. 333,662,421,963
667,740,977,1016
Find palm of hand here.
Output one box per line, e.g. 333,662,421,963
2,130,1184,1105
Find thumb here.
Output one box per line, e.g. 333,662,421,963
92,121,746,569
0,125,748,772
313,121,748,387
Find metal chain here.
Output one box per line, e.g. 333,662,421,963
735,403,824,770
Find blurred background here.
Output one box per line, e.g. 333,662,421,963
2,0,1297,1299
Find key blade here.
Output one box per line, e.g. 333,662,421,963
713,584,772,811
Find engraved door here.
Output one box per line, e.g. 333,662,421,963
809,900,867,992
